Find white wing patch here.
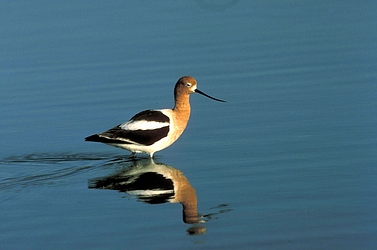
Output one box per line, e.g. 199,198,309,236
120,120,169,131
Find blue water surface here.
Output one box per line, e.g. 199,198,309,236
1,1,376,249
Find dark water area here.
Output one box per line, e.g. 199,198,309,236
1,1,376,249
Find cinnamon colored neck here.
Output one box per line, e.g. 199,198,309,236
173,94,191,112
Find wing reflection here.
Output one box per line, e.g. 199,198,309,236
89,158,206,235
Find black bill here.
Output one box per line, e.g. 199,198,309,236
195,89,226,102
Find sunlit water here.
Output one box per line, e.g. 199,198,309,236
1,1,376,249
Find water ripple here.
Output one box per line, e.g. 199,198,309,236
0,152,118,190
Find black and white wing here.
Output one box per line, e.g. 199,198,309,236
85,110,170,146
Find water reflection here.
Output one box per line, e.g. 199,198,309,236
89,157,206,235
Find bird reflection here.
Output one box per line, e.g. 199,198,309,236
88,157,206,235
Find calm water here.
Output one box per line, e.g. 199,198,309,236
1,1,376,249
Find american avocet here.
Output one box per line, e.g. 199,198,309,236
85,76,225,157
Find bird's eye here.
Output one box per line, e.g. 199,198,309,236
186,82,192,87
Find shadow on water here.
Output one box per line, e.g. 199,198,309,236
0,153,232,235
89,157,232,235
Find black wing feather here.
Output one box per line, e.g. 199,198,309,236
85,110,170,146
130,110,170,123
99,125,169,146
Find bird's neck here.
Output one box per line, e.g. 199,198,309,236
172,95,191,135
173,94,191,114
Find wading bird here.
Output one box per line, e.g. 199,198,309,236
85,76,225,157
